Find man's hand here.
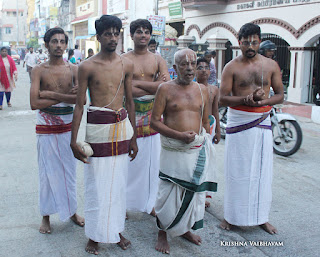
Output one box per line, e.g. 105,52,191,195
244,93,264,107
70,143,90,164
39,90,54,99
157,73,167,82
69,85,78,94
213,131,221,144
253,87,265,101
128,138,138,161
180,131,197,144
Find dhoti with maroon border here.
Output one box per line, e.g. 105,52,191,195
224,105,273,226
84,106,133,243
36,103,77,222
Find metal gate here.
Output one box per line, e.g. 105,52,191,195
224,40,233,65
261,34,290,89
310,37,320,104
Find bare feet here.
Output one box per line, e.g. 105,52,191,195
117,233,131,250
39,216,51,234
86,239,99,255
205,201,211,208
220,219,232,231
182,231,202,245
260,222,278,235
155,230,170,254
71,213,85,227
150,208,156,217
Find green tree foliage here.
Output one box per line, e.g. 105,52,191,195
27,38,40,49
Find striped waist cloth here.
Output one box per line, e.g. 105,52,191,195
36,122,72,134
40,106,74,115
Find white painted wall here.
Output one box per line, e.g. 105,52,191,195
183,1,320,104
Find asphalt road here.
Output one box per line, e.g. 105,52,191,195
0,64,319,257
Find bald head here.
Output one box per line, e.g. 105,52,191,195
174,49,197,65
173,49,197,85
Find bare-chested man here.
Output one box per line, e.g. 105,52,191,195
70,15,138,255
219,23,284,235
196,57,221,144
196,57,221,208
30,27,84,234
123,19,170,217
151,49,218,254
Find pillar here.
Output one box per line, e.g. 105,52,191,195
206,34,228,84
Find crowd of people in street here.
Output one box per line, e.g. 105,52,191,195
0,14,284,256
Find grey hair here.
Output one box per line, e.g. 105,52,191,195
174,49,197,65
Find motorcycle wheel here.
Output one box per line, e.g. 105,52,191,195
219,107,227,139
272,120,302,157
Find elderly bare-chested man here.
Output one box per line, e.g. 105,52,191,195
123,19,170,217
70,15,137,255
219,23,284,234
30,27,84,234
151,49,218,254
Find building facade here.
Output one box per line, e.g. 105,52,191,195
0,0,28,47
179,0,320,104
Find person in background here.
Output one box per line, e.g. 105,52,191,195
37,49,48,64
148,39,157,54
23,47,39,82
203,50,217,86
0,46,18,110
68,49,76,64
259,40,277,59
86,48,94,59
73,44,82,64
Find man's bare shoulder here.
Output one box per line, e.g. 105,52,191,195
209,84,219,96
69,62,78,72
158,80,174,91
261,55,279,70
120,55,134,69
198,83,209,96
122,51,134,59
79,56,95,71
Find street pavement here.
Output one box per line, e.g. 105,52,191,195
0,64,319,257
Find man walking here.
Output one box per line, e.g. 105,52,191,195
70,15,138,255
219,23,284,234
30,27,84,234
24,47,39,81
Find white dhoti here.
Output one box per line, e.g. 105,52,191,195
126,134,161,213
84,155,128,243
155,129,217,238
127,96,160,214
224,106,273,226
36,103,77,221
84,107,133,243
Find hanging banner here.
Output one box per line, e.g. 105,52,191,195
147,15,166,36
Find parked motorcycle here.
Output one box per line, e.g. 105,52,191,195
219,105,303,156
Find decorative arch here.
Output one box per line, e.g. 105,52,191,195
186,22,237,39
251,16,320,39
186,16,320,41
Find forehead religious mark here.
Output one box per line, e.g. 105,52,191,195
185,52,196,62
